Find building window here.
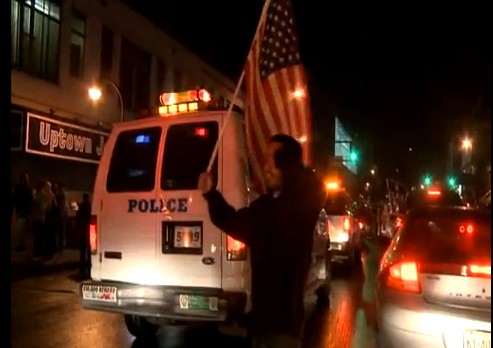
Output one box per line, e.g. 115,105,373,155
156,60,166,95
174,70,182,91
69,7,86,78
119,38,151,113
100,26,113,79
11,0,61,82
11,110,24,151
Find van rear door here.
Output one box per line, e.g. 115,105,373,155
325,192,352,243
99,126,163,284
156,120,223,288
98,119,223,288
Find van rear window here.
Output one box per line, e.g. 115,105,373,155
161,121,218,190
106,127,161,192
324,191,352,215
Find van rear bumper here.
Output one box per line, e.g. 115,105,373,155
80,281,247,323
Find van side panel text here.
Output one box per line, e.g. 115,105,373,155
128,199,188,213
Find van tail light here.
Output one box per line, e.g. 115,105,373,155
226,235,247,261
89,215,98,255
382,260,421,293
325,220,331,236
343,217,351,231
395,217,402,229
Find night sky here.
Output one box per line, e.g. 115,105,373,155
123,0,490,185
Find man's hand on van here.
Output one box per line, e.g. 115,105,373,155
198,172,214,194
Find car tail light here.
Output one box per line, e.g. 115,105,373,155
459,224,474,235
325,220,331,235
89,215,98,255
343,217,351,231
226,235,247,261
395,217,402,229
469,264,491,278
383,260,421,293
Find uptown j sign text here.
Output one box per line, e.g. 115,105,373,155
26,113,110,164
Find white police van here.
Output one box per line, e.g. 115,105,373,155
80,89,330,338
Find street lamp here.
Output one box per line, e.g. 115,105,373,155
88,80,124,123
292,88,306,100
461,137,473,152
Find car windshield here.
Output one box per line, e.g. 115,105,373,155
401,209,491,264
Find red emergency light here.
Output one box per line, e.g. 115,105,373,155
158,89,212,117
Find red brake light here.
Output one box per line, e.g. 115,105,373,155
343,217,350,231
384,261,421,293
197,88,211,102
89,215,98,255
226,235,247,261
194,127,208,137
427,190,442,197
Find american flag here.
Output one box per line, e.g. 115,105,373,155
244,0,312,192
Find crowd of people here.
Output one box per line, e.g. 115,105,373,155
11,173,91,271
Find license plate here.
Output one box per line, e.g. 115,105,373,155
464,330,491,348
330,243,343,251
179,294,218,311
174,225,202,249
82,284,117,303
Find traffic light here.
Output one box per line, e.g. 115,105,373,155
447,176,457,189
350,150,358,162
423,175,432,187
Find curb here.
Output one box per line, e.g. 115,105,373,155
11,260,80,281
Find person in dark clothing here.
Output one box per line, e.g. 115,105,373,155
43,181,59,260
53,182,68,252
198,134,325,348
76,193,92,278
13,173,34,251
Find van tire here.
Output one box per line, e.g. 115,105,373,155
123,315,159,338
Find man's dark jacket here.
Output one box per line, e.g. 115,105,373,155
203,167,325,338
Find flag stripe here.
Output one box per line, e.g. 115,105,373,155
244,0,312,192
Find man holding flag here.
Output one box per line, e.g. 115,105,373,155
198,0,325,346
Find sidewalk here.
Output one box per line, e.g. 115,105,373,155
11,249,80,280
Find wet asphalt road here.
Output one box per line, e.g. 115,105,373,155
11,242,385,348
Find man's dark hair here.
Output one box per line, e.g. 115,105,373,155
270,133,303,171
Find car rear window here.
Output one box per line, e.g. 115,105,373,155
325,192,351,215
161,121,218,190
406,190,464,209
401,210,491,262
106,127,161,193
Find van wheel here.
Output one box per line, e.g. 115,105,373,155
123,315,159,338
316,256,331,307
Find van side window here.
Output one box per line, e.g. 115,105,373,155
106,127,162,192
161,121,218,190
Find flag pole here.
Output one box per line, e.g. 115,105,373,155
207,0,273,172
